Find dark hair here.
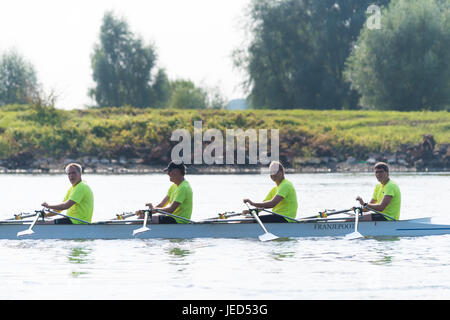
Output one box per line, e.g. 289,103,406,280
374,162,389,172
163,161,186,175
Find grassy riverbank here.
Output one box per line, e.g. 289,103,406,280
0,104,449,169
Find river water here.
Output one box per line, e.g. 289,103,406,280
0,172,449,300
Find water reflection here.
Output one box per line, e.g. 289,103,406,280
269,238,299,260
271,251,295,261
169,247,191,257
371,236,401,242
366,238,399,265
370,254,393,265
163,240,195,273
67,243,93,278
68,247,92,264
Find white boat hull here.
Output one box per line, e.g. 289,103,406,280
1,218,450,240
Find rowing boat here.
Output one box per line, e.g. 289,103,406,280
1,217,450,240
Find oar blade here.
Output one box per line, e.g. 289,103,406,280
17,229,35,237
345,231,364,240
132,226,150,236
258,232,279,242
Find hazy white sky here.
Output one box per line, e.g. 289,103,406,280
0,0,251,109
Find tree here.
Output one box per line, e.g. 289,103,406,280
345,0,450,110
150,69,171,108
234,0,391,109
168,79,208,109
0,50,38,106
89,12,170,108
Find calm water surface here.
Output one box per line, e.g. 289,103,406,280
1,172,449,299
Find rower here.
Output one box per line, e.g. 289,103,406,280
41,163,94,224
243,161,298,222
137,161,193,224
355,162,401,221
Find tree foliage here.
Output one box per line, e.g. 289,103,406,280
89,12,170,108
0,50,38,106
168,79,208,109
345,0,450,110
235,0,390,109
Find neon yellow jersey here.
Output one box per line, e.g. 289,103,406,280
264,179,298,222
372,179,401,220
63,181,94,224
167,180,193,224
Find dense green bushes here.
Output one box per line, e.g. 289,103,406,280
0,105,448,166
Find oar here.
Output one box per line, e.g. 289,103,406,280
245,204,278,242
92,212,139,224
115,211,138,220
45,209,90,224
300,208,353,221
259,208,301,222
345,207,364,240
133,210,150,236
364,206,397,221
203,212,243,221
152,208,195,224
17,210,44,237
8,212,38,221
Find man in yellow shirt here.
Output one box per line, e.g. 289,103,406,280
141,161,193,224
356,162,401,221
243,161,298,222
41,163,94,224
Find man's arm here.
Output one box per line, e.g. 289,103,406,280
156,196,170,208
356,196,379,212
145,195,169,210
156,201,180,214
366,195,392,212
41,200,76,215
243,195,284,209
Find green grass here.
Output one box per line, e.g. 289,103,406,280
0,104,448,163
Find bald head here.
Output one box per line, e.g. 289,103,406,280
269,161,285,184
269,161,284,175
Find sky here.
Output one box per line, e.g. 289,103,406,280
0,0,251,109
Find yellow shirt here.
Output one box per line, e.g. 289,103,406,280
264,179,298,222
166,180,193,224
372,179,401,220
63,181,94,224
